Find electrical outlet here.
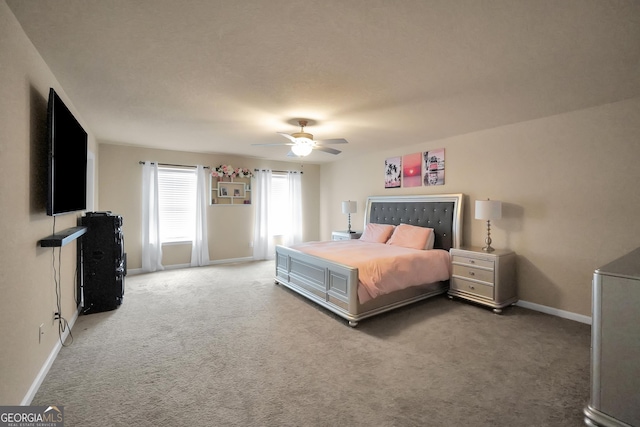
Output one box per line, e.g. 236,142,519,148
39,323,44,344
52,311,58,325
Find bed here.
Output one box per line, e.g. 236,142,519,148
274,194,464,326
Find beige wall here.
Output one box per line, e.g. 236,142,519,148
320,97,640,317
98,143,320,269
0,2,98,404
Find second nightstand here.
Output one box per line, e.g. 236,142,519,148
331,230,362,241
448,246,517,313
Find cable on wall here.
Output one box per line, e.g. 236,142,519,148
50,217,73,347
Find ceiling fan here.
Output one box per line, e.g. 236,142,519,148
253,120,348,157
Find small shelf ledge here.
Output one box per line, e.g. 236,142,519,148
39,226,88,247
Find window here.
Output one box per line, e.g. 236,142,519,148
158,167,196,243
252,170,302,259
269,172,289,236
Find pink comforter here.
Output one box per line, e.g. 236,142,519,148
290,240,452,303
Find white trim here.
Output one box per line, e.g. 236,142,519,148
161,240,193,246
211,256,254,265
516,300,592,325
164,263,192,270
127,257,254,275
21,307,80,405
127,263,191,275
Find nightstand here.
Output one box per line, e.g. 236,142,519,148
331,230,362,241
448,246,517,313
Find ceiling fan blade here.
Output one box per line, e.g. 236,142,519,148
314,146,342,155
316,138,348,145
286,150,299,157
251,142,295,146
277,132,297,143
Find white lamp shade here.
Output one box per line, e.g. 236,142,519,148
475,200,502,220
342,200,357,214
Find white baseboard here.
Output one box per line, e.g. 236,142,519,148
127,263,191,275
127,257,255,275
209,256,254,265
21,307,79,405
516,300,591,325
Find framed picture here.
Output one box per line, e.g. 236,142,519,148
422,148,445,186
384,156,402,188
219,182,245,198
402,152,422,188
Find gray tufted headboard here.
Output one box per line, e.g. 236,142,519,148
364,194,464,251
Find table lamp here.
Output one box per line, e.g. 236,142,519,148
475,199,502,252
341,200,357,233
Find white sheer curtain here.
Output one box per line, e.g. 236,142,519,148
141,161,164,272
190,165,210,267
253,169,273,260
283,171,303,246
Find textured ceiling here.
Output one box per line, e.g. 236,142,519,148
7,0,640,163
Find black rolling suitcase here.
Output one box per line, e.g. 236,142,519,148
80,211,126,314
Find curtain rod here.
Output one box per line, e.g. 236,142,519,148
254,168,303,174
138,161,209,169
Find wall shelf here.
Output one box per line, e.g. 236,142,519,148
39,226,88,247
211,176,252,205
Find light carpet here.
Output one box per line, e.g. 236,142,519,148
33,260,591,426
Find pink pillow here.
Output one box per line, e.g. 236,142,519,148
424,228,435,250
386,224,433,250
359,223,395,243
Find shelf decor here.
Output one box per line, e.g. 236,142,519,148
211,165,254,180
210,165,253,205
234,168,253,178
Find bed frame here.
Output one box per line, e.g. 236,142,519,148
274,194,464,326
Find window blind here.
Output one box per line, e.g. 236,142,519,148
158,167,196,243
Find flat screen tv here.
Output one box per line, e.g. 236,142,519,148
46,88,88,216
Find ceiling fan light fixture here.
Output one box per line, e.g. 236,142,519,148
291,132,314,141
253,118,347,157
291,143,313,157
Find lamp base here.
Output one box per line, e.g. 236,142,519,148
482,222,495,252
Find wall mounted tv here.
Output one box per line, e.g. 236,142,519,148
46,88,88,216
